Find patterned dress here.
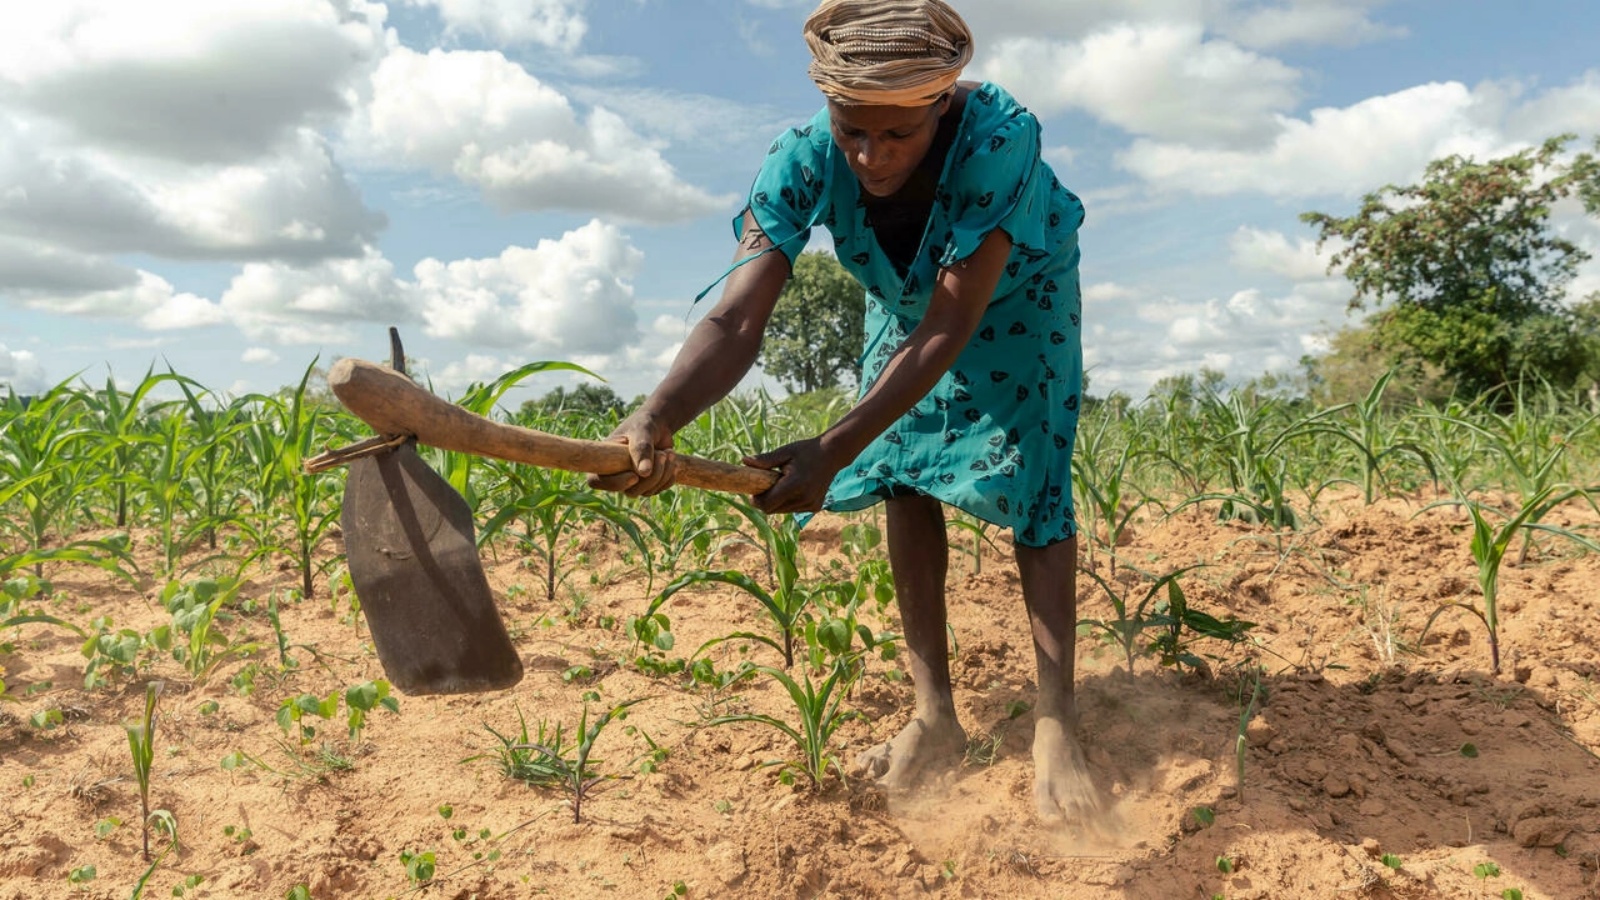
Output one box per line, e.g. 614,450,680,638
742,82,1085,547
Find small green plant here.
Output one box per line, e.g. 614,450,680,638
1079,564,1252,674
125,681,162,860
1381,853,1403,871
1235,669,1264,803
285,884,312,900
706,656,863,789
1216,855,1236,874
81,621,149,688
30,707,64,731
401,848,437,884
660,880,688,900
158,576,260,683
343,679,399,744
67,864,96,886
1192,806,1216,828
276,691,338,744
524,694,646,823
1473,862,1501,880
1501,888,1524,900
1419,486,1600,674
172,873,205,897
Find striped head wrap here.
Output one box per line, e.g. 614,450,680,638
803,0,974,107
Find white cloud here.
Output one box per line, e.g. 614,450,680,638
345,47,733,222
0,0,389,165
1118,80,1514,197
0,344,47,395
221,247,415,345
0,112,384,262
405,0,588,50
242,347,282,365
0,236,138,293
415,219,643,354
1216,0,1406,50
1084,279,1352,397
1084,282,1136,304
216,220,647,357
14,271,224,331
565,85,793,147
1228,227,1340,280
977,24,1300,147
1505,70,1600,143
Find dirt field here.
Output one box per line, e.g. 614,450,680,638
3,489,1598,899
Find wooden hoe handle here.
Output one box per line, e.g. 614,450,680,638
327,357,780,496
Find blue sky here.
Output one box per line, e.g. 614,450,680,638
2,0,1598,406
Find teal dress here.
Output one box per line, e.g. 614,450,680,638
741,82,1085,547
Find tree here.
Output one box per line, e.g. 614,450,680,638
521,382,624,419
759,251,865,394
1302,135,1600,400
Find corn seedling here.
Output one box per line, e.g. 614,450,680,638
645,523,815,668
1419,485,1600,673
1234,671,1264,803
124,681,162,860
706,656,864,790
479,474,652,605
1073,413,1158,574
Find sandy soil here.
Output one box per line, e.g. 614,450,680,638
3,489,1599,900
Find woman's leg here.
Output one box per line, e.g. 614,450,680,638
1015,534,1099,820
853,493,967,788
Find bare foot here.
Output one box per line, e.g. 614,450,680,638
1033,716,1101,823
852,717,968,790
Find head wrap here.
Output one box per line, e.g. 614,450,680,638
803,0,974,107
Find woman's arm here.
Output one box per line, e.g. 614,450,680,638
589,211,793,496
747,226,1014,513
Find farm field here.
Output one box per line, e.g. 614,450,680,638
2,369,1599,899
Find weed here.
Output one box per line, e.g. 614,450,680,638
343,679,399,744
401,848,437,884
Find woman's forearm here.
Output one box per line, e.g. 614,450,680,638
818,228,1013,465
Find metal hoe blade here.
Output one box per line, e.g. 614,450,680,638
337,329,523,695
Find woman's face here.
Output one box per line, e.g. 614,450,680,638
828,94,951,197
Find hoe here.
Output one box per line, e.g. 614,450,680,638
306,329,777,696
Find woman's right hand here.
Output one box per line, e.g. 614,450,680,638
587,409,678,497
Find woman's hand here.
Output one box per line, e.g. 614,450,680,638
587,409,678,497
743,437,843,514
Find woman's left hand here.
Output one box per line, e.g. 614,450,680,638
743,438,842,515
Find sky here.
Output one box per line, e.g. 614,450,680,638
2,0,1599,407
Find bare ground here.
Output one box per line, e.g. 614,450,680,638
3,489,1599,899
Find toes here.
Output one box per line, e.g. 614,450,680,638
851,743,891,780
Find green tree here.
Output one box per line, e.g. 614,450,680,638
759,252,864,394
1302,135,1600,400
521,383,625,419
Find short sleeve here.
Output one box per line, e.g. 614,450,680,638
736,112,835,266
939,105,1047,267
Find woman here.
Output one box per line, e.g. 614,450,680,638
590,0,1094,822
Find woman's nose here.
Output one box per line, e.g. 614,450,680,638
855,138,885,170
